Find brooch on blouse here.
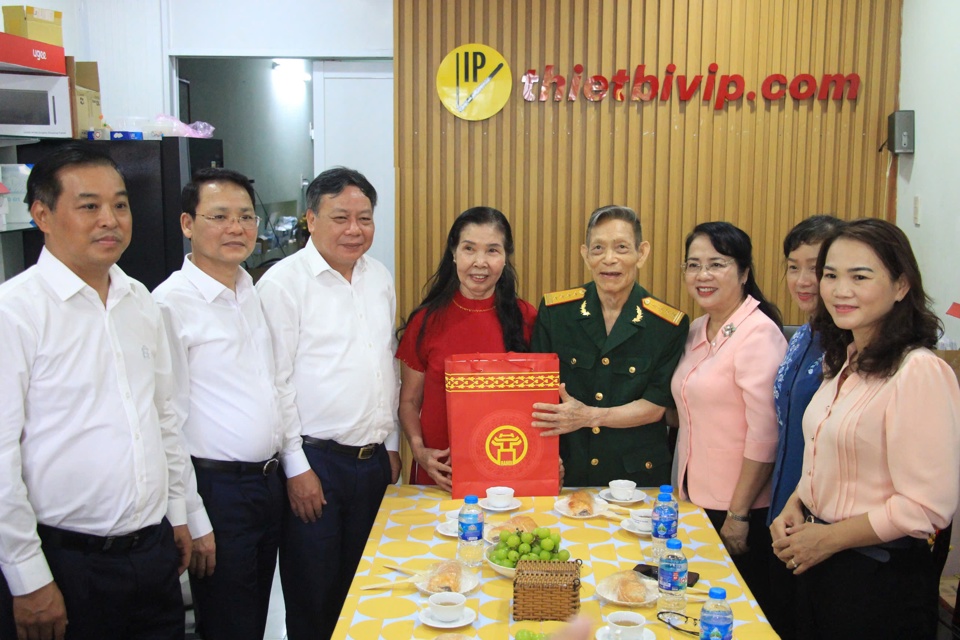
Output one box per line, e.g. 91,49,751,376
722,323,737,337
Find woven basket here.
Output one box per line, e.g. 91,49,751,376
512,559,582,621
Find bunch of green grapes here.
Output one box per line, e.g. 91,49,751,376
488,527,571,569
514,630,548,640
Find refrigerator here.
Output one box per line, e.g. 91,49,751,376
17,137,224,291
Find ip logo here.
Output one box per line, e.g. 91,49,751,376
436,43,512,121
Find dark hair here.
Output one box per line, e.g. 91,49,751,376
684,221,783,328
305,166,377,212
585,205,643,247
782,214,843,258
397,206,530,354
181,167,255,217
26,142,122,209
811,218,941,379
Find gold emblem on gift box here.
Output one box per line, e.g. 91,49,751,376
485,425,529,466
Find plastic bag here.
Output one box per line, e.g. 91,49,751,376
154,115,216,138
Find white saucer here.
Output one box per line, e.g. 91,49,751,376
478,497,522,512
599,488,648,505
595,625,654,640
435,520,458,537
418,606,477,629
555,495,609,519
619,518,652,536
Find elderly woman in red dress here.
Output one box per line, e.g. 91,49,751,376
396,207,537,490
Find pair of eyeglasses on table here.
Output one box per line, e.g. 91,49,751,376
656,611,700,636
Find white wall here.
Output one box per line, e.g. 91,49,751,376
898,0,960,343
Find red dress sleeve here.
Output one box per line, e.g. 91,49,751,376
396,308,427,372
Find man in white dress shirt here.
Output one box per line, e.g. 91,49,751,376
0,143,192,640
257,167,401,640
153,168,317,639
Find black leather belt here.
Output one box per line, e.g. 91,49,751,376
37,522,161,553
192,455,280,477
301,435,380,460
801,504,926,562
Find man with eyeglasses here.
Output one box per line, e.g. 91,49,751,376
256,167,401,640
152,168,314,640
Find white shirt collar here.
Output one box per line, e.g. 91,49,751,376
180,254,253,304
36,246,131,303
303,239,367,279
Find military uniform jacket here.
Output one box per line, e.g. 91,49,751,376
531,282,689,487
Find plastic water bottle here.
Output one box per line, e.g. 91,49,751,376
651,491,678,559
658,538,688,614
699,587,734,640
457,495,484,567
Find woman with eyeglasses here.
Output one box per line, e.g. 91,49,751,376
669,221,786,616
771,219,960,639
763,215,842,638
395,207,537,490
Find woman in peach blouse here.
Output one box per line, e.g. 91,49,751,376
670,221,786,615
771,219,960,639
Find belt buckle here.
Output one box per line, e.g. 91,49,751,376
262,459,279,476
805,515,816,524
358,445,376,460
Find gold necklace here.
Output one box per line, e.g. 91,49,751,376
453,299,494,313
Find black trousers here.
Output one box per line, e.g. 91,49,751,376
279,444,391,640
795,541,938,640
189,463,284,640
0,518,183,640
705,508,774,624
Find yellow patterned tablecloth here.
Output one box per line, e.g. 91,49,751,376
333,486,779,639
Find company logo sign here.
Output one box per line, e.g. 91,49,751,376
436,44,513,121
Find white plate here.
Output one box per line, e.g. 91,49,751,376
595,571,658,607
435,520,458,537
595,626,654,640
444,509,460,521
478,497,522,512
414,567,481,595
619,518,652,536
554,494,609,519
418,606,477,629
598,488,648,505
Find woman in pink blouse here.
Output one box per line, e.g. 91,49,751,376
670,221,786,616
771,219,960,639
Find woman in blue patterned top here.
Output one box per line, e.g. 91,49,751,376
766,214,842,639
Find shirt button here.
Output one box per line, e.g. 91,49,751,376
628,366,636,374
591,427,600,434
645,461,653,470
590,458,599,466
601,357,610,366
570,357,577,365
595,392,603,401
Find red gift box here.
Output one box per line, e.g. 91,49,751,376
445,352,560,499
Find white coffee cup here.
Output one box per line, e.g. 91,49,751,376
609,479,637,501
630,508,653,530
607,611,646,639
427,591,466,622
485,486,514,508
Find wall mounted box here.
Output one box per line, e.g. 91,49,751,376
1,5,63,47
888,110,915,154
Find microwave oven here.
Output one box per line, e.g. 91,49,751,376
0,73,71,138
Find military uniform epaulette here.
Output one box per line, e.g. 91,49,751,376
543,287,586,306
641,297,686,326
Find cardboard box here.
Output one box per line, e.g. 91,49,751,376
66,57,102,136
2,5,62,47
0,29,64,74
0,165,31,225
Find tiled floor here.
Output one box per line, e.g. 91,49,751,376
183,559,287,640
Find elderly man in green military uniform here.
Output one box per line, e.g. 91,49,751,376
531,205,689,487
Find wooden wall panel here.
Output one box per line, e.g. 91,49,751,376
395,0,902,326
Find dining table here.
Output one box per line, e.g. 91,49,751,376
332,485,780,639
